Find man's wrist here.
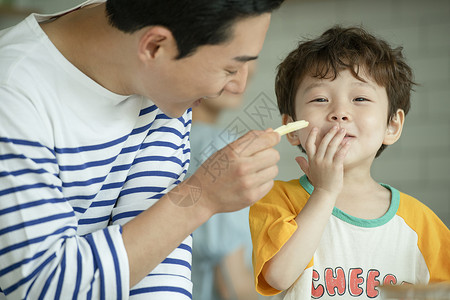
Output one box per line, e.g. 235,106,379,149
165,175,214,223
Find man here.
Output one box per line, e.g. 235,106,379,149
0,0,283,299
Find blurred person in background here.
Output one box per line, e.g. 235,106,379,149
188,63,259,300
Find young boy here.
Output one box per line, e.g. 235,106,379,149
249,26,450,299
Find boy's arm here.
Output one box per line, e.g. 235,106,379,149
262,188,337,290
262,126,351,291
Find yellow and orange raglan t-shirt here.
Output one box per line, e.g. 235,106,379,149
249,175,450,299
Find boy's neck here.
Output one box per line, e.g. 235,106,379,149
334,169,391,220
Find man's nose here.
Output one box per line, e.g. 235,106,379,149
223,65,249,95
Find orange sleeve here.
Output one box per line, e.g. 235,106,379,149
396,193,450,282
249,179,312,296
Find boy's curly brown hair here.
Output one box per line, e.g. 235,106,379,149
275,26,415,156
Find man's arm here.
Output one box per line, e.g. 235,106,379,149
123,129,280,287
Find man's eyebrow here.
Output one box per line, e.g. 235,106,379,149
233,55,258,62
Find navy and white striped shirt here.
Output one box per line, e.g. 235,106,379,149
0,6,192,299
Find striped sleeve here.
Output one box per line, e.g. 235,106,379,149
0,87,129,299
111,109,192,224
110,108,193,299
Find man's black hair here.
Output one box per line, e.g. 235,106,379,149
106,0,284,59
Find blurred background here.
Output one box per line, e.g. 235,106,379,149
1,0,448,222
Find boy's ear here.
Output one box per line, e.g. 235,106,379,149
138,26,177,62
383,109,405,146
282,114,301,146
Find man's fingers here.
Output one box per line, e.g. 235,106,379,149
229,130,280,157
254,164,279,186
243,179,275,207
257,180,276,202
244,147,280,174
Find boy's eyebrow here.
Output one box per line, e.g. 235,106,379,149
302,81,378,94
351,81,377,91
302,82,324,94
233,55,258,62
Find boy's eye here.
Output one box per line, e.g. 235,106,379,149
312,98,328,102
354,97,369,102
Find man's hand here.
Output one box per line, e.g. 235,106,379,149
123,129,280,287
192,129,280,215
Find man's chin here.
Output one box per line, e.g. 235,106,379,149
192,98,202,107
159,104,194,119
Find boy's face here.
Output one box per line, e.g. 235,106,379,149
286,68,404,167
140,14,271,118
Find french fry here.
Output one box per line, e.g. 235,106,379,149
274,120,309,136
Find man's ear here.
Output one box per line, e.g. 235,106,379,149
282,114,301,146
138,26,177,62
383,109,405,146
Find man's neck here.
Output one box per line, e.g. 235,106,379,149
40,3,137,96
192,105,220,124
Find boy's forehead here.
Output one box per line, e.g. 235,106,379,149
298,68,382,91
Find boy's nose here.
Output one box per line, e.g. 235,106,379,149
328,111,350,122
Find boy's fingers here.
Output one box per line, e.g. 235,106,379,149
334,140,352,163
324,128,346,161
315,126,337,158
304,127,318,156
316,126,344,159
295,156,309,177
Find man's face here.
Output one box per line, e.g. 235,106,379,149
144,13,271,118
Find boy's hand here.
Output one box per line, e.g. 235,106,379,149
296,126,351,195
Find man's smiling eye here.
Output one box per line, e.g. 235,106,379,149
226,70,238,76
